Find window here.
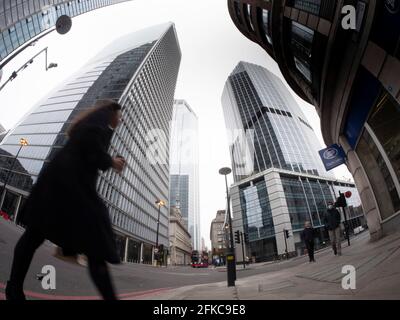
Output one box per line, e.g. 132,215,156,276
293,0,321,15
357,127,400,219
367,92,400,185
291,21,314,82
233,1,243,24
261,9,272,44
246,4,254,32
355,91,400,220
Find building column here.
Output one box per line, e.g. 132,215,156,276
13,195,22,224
265,170,295,256
124,237,129,263
230,184,245,262
339,135,383,241
139,242,143,264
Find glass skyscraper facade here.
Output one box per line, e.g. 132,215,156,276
222,61,330,182
222,62,364,262
169,99,200,250
0,22,182,264
0,0,132,62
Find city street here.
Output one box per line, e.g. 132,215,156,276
2,217,399,300
0,218,300,300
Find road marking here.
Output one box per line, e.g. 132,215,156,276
0,281,173,300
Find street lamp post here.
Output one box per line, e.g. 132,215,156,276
0,47,58,92
0,15,72,74
154,199,165,266
219,167,236,287
0,138,28,215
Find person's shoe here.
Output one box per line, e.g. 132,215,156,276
5,281,26,301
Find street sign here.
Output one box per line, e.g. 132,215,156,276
154,248,159,253
319,144,346,171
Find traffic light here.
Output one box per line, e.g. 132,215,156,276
234,230,241,244
244,232,249,244
284,229,290,238
335,192,347,208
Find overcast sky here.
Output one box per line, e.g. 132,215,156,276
0,0,352,249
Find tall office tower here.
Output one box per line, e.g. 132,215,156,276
222,61,364,262
169,99,200,250
0,23,181,264
0,0,133,62
227,0,400,240
222,61,331,182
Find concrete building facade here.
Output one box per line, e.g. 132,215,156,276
169,206,192,266
210,209,228,264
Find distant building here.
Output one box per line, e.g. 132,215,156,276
169,99,200,250
169,206,192,266
210,210,227,264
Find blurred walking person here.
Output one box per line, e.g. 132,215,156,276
301,221,316,262
6,100,126,300
323,201,342,256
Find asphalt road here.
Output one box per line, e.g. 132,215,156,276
0,217,341,299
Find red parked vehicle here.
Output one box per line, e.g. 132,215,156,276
0,210,11,220
191,250,209,268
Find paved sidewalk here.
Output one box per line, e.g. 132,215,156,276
136,231,400,300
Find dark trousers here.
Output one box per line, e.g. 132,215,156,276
8,227,116,300
305,240,315,261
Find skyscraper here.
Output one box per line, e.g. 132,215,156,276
0,22,181,264
0,0,132,62
222,61,330,182
222,62,364,261
169,99,200,250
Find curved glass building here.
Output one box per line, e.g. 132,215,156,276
222,61,330,182
222,62,364,261
0,22,182,264
0,0,132,62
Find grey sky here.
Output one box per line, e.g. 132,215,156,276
0,0,352,249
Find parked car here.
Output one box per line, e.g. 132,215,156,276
191,261,209,268
0,210,11,220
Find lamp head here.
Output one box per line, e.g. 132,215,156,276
19,138,28,146
155,200,165,207
219,167,232,176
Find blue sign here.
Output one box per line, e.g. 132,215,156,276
319,144,346,171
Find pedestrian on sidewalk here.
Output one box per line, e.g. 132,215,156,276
6,100,126,301
301,221,316,262
323,201,342,256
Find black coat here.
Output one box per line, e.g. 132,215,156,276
21,122,120,264
301,227,316,243
323,208,341,231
